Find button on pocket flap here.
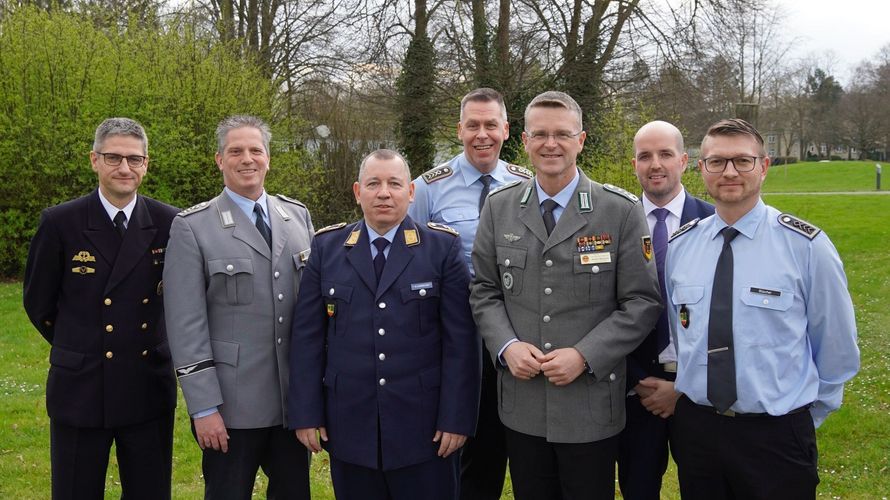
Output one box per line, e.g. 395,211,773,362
419,366,442,391
741,286,794,311
209,258,253,276
441,206,479,223
573,253,614,274
210,340,239,366
400,281,440,302
50,347,85,369
496,246,527,269
321,281,353,303
671,285,705,305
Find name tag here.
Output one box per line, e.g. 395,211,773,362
411,282,433,290
580,252,611,265
750,287,780,296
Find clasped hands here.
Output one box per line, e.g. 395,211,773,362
503,341,586,386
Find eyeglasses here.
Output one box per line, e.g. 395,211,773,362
525,131,584,143
700,156,761,173
97,152,147,168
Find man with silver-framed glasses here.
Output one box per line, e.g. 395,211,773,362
24,117,179,499
666,118,860,498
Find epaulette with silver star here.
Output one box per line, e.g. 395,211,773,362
315,222,347,236
507,164,533,179
178,201,211,217
778,213,821,240
421,163,454,184
669,218,701,242
427,222,459,237
603,183,639,203
490,180,521,197
275,194,306,208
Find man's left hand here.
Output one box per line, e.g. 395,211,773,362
638,377,681,418
539,348,586,386
433,431,467,457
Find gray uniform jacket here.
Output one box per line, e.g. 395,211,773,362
470,170,662,443
164,191,314,428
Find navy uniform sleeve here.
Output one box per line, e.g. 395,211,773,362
23,209,63,343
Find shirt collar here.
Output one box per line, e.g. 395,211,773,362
366,222,400,244
641,187,686,219
710,198,765,241
535,168,580,209
455,153,508,186
225,187,268,220
97,189,137,223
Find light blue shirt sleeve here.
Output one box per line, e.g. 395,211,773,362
192,407,219,419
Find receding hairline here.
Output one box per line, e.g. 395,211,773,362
633,120,685,154
357,149,411,182
460,88,508,122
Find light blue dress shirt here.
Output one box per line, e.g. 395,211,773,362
534,168,580,222
665,199,860,427
409,153,530,275
367,224,398,259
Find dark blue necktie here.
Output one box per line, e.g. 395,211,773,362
708,227,740,413
113,210,127,239
478,174,493,212
653,208,670,352
373,237,389,283
254,203,272,249
541,199,558,236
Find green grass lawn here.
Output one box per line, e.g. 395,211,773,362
763,160,885,193
1,163,887,498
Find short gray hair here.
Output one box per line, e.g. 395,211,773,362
357,149,411,182
524,91,583,130
216,115,272,154
460,88,508,122
93,118,148,155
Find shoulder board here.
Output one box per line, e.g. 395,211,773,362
602,183,639,203
506,164,533,179
777,213,821,240
315,222,347,236
427,222,459,237
669,218,700,242
421,163,454,184
275,194,306,208
177,201,211,217
490,180,522,197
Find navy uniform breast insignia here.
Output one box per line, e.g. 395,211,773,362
778,213,821,240
603,183,639,203
72,251,96,263
421,163,454,184
669,218,700,242
178,201,210,217
507,164,533,179
72,265,96,275
641,236,653,261
315,222,346,236
427,222,459,237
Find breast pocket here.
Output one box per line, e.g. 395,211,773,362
573,254,614,302
496,246,527,295
740,285,795,346
440,206,479,224
400,281,441,337
670,285,706,341
322,281,353,337
208,258,254,305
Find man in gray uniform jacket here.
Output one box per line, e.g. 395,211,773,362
164,115,314,499
470,91,662,500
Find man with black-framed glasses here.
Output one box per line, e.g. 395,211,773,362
666,118,860,499
24,117,180,499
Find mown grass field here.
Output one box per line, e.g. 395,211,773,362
763,160,884,193
1,161,887,498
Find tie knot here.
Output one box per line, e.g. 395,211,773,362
653,208,669,222
722,227,740,244
253,203,265,217
373,237,389,252
479,174,493,188
541,199,559,213
113,211,127,225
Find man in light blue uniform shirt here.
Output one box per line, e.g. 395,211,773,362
665,118,859,499
408,88,531,500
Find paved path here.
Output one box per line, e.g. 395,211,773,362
764,191,889,195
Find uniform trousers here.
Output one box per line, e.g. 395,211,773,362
672,395,818,500
458,349,508,500
504,427,617,500
50,411,174,500
330,454,459,500
195,424,310,500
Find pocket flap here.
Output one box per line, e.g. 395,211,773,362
671,285,705,305
400,281,440,302
208,258,253,276
496,246,527,269
321,281,353,303
49,347,85,369
210,340,239,366
741,286,794,311
441,206,479,223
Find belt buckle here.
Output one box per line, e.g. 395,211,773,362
663,362,677,373
719,409,736,417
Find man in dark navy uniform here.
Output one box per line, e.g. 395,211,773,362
23,117,179,500
289,149,481,500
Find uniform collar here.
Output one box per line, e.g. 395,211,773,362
455,153,508,186
710,198,765,241
534,168,579,209
224,186,269,220
366,222,399,245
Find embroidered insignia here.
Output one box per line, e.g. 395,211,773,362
220,210,234,227
327,303,335,317
71,266,95,275
507,164,533,179
274,204,291,221
777,214,821,240
299,248,311,262
519,186,533,206
178,201,210,217
641,236,653,261
404,229,420,246
669,218,701,242
603,183,639,203
316,222,347,236
502,272,514,290
503,233,521,243
421,163,454,184
578,191,592,212
176,359,214,378
72,251,96,263
680,305,689,328
276,193,306,208
427,222,459,236
344,230,361,246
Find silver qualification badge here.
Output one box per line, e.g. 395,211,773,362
502,272,514,290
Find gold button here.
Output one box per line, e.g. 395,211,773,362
104,298,112,306
142,350,149,357
141,323,148,330
142,298,149,304
105,351,113,359
105,324,113,333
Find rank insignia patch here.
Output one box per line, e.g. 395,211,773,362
641,236,653,261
